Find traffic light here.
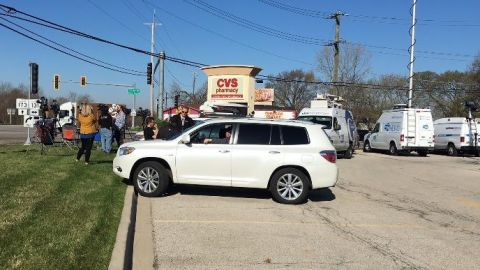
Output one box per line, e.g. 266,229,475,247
174,94,180,108
80,76,87,87
30,63,39,94
53,74,60,91
147,63,152,85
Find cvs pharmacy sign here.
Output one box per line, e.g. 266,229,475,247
216,78,238,88
210,76,244,100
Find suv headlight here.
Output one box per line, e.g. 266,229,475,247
118,147,135,156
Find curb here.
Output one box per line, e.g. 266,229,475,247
109,186,136,270
132,196,156,270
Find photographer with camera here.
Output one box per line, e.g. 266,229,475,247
113,105,126,147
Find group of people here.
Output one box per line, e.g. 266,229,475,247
75,103,126,164
143,105,195,141
142,105,233,145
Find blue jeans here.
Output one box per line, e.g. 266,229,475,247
100,128,112,153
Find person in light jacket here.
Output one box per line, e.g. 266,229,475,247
76,103,97,165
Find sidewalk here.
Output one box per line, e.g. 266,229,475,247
109,186,156,270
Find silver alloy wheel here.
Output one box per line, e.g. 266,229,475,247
276,173,304,201
137,167,160,194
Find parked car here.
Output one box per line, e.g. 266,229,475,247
363,105,434,156
113,118,338,204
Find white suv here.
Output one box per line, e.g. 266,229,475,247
113,118,338,204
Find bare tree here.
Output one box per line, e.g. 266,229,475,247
0,82,28,124
316,43,371,83
265,69,318,113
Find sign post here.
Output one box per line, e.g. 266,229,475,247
128,88,141,128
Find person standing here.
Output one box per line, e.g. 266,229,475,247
113,105,126,147
76,103,97,165
98,108,113,153
143,117,157,140
169,106,194,133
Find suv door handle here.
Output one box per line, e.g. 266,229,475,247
218,150,230,153
269,151,280,154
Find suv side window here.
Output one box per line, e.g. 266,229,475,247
190,123,233,144
237,124,270,145
282,126,309,145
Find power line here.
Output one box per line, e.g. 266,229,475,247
86,0,149,42
184,0,331,46
142,0,315,66
0,17,145,75
258,0,480,26
0,19,145,76
0,5,156,56
183,1,474,60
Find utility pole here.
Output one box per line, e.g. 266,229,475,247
158,51,165,120
192,72,197,97
407,0,417,108
144,10,161,116
328,11,345,96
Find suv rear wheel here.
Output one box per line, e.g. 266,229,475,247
270,168,309,204
133,161,170,197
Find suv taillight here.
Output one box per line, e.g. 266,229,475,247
320,150,336,163
460,136,465,143
400,134,405,142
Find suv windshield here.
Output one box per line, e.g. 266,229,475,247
297,116,332,129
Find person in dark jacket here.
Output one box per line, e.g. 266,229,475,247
169,106,194,133
98,108,113,153
143,117,157,140
156,123,178,140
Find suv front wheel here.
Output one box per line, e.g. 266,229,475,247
133,161,170,197
270,168,309,204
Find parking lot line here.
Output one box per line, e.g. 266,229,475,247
153,219,426,229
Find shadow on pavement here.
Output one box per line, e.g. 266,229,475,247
166,185,272,200
309,188,336,202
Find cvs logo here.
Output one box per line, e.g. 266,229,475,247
217,78,238,88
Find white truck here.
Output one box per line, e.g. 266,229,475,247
57,102,77,128
433,117,479,156
363,105,434,156
297,94,357,159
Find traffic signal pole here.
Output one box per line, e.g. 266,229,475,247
24,63,33,145
144,11,161,117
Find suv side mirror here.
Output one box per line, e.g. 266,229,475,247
334,124,341,131
180,134,190,144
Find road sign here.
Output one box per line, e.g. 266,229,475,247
7,108,15,115
30,109,39,116
16,98,40,109
128,88,141,95
130,110,137,117
18,109,27,116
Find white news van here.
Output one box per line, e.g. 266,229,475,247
433,117,479,156
363,105,434,156
297,94,357,159
58,102,77,128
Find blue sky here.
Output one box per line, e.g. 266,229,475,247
0,0,479,109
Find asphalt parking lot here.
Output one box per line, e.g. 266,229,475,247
143,152,480,269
